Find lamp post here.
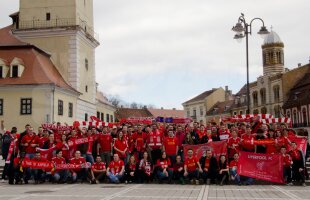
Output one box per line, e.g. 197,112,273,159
232,13,269,114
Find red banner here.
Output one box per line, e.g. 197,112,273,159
183,141,227,160
238,151,284,183
22,160,91,170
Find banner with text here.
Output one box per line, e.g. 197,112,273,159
183,141,227,160
238,151,284,183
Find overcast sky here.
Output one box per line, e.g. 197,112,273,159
1,0,309,109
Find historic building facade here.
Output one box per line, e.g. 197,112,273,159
0,1,115,130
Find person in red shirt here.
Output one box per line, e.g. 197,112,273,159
173,155,184,184
163,130,178,165
197,125,206,140
58,134,70,161
114,131,128,163
280,146,292,185
218,124,231,141
229,153,241,185
52,150,68,183
107,154,125,183
147,124,163,164
12,151,26,184
156,151,173,183
28,152,49,184
240,125,255,152
175,125,185,160
38,129,49,148
131,124,147,160
227,130,241,162
184,149,203,185
289,142,306,186
277,129,292,152
21,127,39,159
90,156,106,184
97,126,113,166
69,150,87,183
266,129,277,154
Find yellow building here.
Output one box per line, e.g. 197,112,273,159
11,0,99,121
182,87,228,124
0,1,115,131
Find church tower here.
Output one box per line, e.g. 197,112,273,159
11,0,100,121
261,30,284,76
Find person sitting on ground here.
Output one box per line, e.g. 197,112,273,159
156,151,173,183
138,151,153,183
106,154,125,183
69,150,88,183
125,155,138,184
52,150,68,183
218,155,229,186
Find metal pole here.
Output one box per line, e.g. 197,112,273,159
245,24,250,114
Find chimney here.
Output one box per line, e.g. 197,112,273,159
225,86,228,91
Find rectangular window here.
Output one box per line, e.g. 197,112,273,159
12,65,18,78
85,113,88,121
68,103,73,118
46,13,51,21
97,111,100,119
0,66,3,78
193,109,197,117
106,114,110,122
101,113,104,121
58,100,63,116
0,99,3,115
85,58,88,71
200,107,203,116
110,115,113,122
20,98,32,115
85,85,88,93
240,111,243,115
186,110,190,118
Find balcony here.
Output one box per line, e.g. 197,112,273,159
16,18,99,42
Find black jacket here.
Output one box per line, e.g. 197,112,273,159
199,155,218,172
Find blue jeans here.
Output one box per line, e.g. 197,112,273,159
108,173,124,183
82,154,94,164
229,168,240,184
54,170,68,182
26,153,35,159
157,169,173,180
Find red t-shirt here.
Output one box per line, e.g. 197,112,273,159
52,157,66,165
21,134,39,154
204,158,210,170
98,134,112,152
69,157,86,172
266,138,277,154
219,129,231,141
227,137,241,158
39,137,48,148
185,156,198,172
164,137,178,156
156,158,171,169
114,138,128,158
108,160,124,175
92,162,106,171
289,149,301,161
241,134,255,151
282,154,292,167
132,132,147,152
229,160,238,169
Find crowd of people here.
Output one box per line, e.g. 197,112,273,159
0,119,309,186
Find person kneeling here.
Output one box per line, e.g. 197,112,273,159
52,150,68,183
199,150,218,184
90,156,106,184
107,154,124,183
184,149,203,185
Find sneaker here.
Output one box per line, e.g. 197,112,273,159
302,183,306,187
286,182,293,186
190,179,194,184
125,180,128,184
195,179,200,185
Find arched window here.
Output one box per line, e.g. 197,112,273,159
302,108,308,127
260,88,266,105
286,110,291,118
261,107,267,114
252,91,258,106
274,105,280,118
273,85,280,102
293,110,298,127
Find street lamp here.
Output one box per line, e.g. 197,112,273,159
232,13,269,114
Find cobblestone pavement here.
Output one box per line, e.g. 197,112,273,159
0,183,309,200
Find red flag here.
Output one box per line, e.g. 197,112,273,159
183,141,227,160
238,151,284,183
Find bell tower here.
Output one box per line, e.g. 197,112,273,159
261,29,284,76
12,0,100,121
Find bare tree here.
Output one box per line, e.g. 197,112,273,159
108,95,121,108
130,102,138,109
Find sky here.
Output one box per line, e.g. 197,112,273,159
1,0,310,109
